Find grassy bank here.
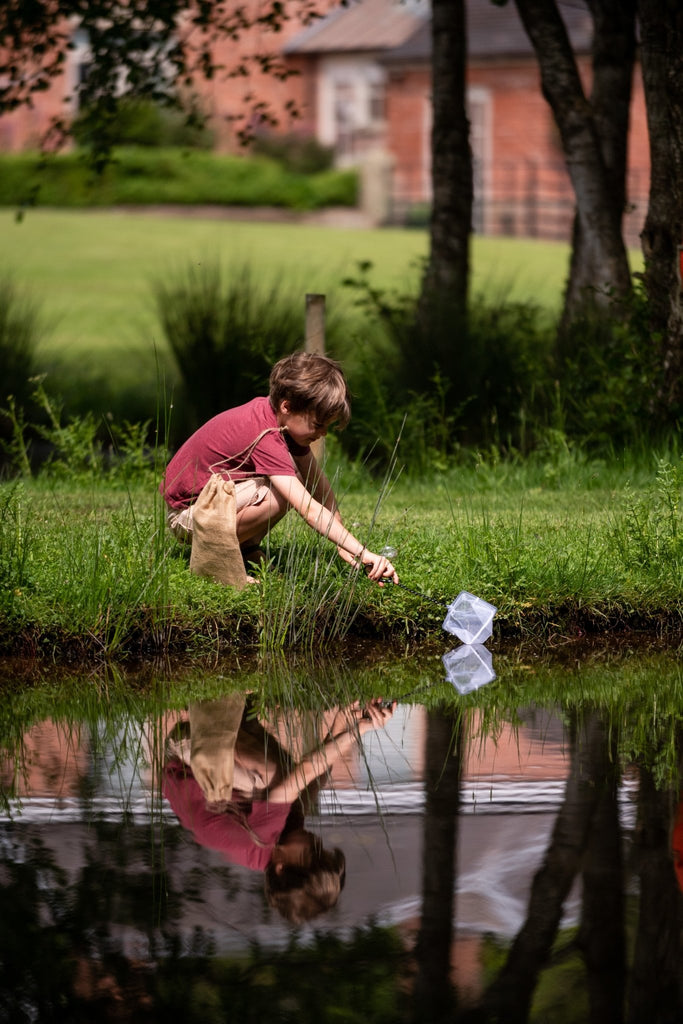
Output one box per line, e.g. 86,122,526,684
1,445,681,661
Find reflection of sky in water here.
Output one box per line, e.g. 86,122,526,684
0,692,642,946
0,650,679,1024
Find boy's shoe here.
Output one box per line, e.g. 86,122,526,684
241,545,268,571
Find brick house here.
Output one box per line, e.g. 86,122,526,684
0,0,650,245
283,0,650,244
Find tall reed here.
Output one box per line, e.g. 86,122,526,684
256,438,404,652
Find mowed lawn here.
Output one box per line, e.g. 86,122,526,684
3,208,578,360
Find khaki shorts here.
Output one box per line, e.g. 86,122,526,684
166,476,271,542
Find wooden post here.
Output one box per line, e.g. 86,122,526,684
305,293,326,462
305,293,326,356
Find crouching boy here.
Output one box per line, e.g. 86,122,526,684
160,351,399,585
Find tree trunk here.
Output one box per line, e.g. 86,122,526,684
626,765,683,1024
412,707,463,1024
636,0,683,414
420,0,472,311
577,712,626,1024
514,0,633,320
480,712,607,1024
563,0,637,321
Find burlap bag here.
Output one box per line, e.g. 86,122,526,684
189,693,247,806
188,473,249,588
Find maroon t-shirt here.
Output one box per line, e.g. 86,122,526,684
162,760,291,872
161,397,309,510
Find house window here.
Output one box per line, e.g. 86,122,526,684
70,27,91,110
468,87,491,234
333,80,356,155
368,79,385,124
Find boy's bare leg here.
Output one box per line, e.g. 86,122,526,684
236,487,289,548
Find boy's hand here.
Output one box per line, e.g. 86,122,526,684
362,550,399,585
358,698,396,733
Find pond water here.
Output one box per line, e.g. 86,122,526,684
0,641,681,1023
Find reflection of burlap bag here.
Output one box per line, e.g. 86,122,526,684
189,473,248,588
189,694,246,805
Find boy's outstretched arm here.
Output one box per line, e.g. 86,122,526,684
293,450,357,568
270,474,399,584
293,450,338,513
266,700,395,804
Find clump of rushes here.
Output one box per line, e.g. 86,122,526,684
255,451,401,652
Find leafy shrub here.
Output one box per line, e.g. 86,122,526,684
554,282,671,448
0,150,358,210
153,260,345,439
251,132,335,174
338,262,555,471
73,97,214,150
1,376,158,484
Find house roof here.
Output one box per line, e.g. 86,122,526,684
283,0,428,55
285,0,593,61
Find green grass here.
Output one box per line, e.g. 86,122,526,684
1,445,680,660
0,207,595,424
0,206,643,432
1,206,644,360
1,208,576,365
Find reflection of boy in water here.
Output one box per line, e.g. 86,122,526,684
162,697,394,924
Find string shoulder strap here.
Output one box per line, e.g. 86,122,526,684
209,426,285,478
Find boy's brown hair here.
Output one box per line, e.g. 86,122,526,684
269,351,351,429
264,846,346,924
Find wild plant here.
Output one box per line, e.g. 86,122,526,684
0,274,46,470
340,261,554,470
0,396,32,478
0,273,43,412
1,376,160,487
153,259,344,439
0,484,33,622
554,281,672,447
256,443,402,652
30,376,103,478
611,457,682,589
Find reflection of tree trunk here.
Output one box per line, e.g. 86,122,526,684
577,715,625,1024
481,712,609,1024
626,764,683,1024
412,707,463,1023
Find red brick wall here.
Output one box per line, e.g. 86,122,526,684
385,64,431,211
0,1,332,154
189,14,327,152
0,8,651,247
385,54,650,246
0,50,74,151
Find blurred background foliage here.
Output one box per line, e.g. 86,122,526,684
0,249,679,478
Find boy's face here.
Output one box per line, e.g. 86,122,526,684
277,401,333,447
